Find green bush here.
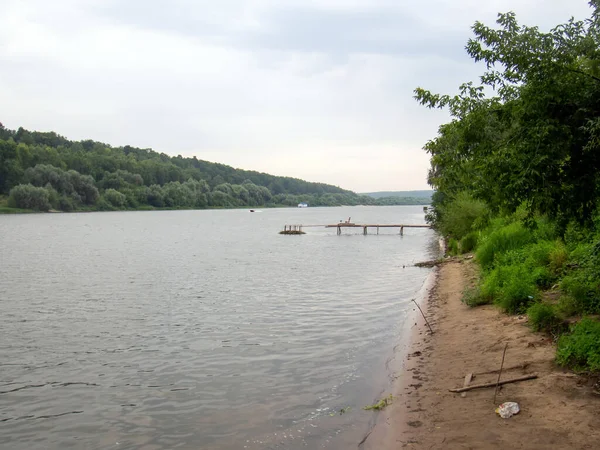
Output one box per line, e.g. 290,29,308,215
526,240,555,267
104,189,127,208
57,195,76,212
532,216,558,241
473,221,566,314
555,295,580,317
548,241,568,275
462,286,490,307
497,271,537,313
8,184,51,211
500,240,564,288
531,266,552,289
95,197,116,211
527,303,560,332
494,240,557,269
476,222,535,268
556,318,600,372
25,164,99,205
480,267,503,300
439,192,490,239
479,263,537,313
559,240,600,314
121,188,140,208
560,273,600,314
447,238,459,255
459,232,478,253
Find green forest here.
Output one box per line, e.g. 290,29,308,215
420,1,600,371
0,125,427,212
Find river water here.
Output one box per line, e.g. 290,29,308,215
0,205,437,450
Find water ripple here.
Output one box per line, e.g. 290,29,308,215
0,206,438,450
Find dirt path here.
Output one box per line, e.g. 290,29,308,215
366,259,600,449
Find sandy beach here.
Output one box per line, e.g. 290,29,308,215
366,258,600,449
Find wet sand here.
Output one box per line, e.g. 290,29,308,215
365,258,600,449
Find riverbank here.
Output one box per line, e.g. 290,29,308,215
366,258,600,449
0,203,430,214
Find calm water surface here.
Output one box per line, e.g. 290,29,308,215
0,206,438,450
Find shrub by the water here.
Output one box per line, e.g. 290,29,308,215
58,195,76,212
8,184,51,211
556,318,600,372
438,192,489,239
104,189,127,208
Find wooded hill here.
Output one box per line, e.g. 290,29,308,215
0,125,426,211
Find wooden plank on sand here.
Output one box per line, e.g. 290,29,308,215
449,374,538,393
461,373,473,398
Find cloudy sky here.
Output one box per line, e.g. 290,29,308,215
0,0,592,192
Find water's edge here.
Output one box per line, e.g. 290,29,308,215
356,265,439,449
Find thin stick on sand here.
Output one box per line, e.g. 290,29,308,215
493,343,509,404
412,299,434,334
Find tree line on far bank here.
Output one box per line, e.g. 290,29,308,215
0,125,428,212
419,1,600,372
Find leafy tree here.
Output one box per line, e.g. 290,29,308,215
8,184,51,211
0,139,23,193
146,185,165,207
104,189,127,208
24,164,99,206
416,1,600,224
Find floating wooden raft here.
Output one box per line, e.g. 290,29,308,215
279,225,305,235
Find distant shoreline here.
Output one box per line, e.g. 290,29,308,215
0,203,431,215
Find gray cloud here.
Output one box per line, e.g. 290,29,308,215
91,0,467,60
0,0,593,191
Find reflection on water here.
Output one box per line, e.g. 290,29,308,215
0,206,437,449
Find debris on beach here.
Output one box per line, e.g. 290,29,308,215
495,402,520,418
363,394,393,411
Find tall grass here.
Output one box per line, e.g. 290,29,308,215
556,318,600,372
467,218,567,313
527,303,562,333
459,231,478,253
476,222,535,268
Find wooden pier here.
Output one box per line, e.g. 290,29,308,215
281,223,430,235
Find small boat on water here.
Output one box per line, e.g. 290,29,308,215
249,209,255,212
298,202,308,208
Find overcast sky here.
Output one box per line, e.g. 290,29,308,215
0,0,592,192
